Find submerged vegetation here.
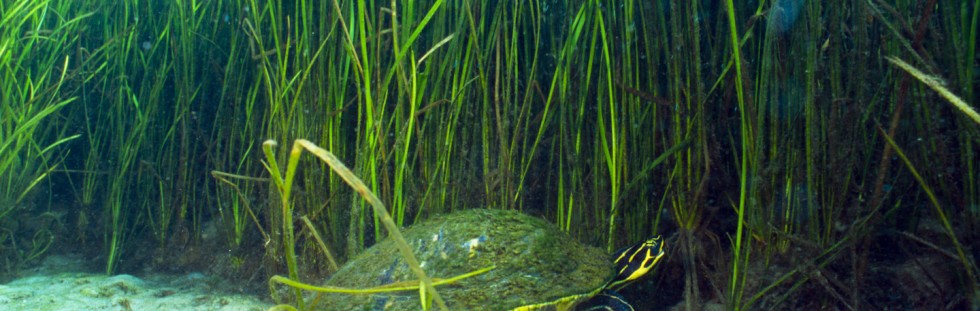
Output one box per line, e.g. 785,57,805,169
0,0,977,309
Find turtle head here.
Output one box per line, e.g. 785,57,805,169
606,235,666,291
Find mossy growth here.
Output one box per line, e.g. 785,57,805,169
315,209,613,310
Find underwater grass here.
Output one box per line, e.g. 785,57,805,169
549,2,591,233
885,56,980,125
591,0,626,254
0,0,82,271
723,0,751,308
263,139,448,310
944,0,980,234
3,0,972,309
0,4,73,207
876,126,978,304
99,0,171,273
261,140,307,309
211,170,269,250
271,265,493,296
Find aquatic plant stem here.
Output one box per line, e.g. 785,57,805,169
884,56,980,125
0,1,81,270
262,141,305,310
264,139,448,310
876,126,978,304
271,265,494,295
592,1,624,254
295,139,447,310
724,0,751,308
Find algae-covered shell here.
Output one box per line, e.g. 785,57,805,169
318,209,614,310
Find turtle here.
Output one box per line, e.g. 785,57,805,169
314,208,665,310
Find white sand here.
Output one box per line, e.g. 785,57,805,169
0,255,273,311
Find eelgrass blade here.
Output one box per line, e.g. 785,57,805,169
885,56,980,125
724,0,752,308
876,126,978,303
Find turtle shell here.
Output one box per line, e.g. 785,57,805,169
316,208,614,310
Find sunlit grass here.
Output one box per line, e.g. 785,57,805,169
0,0,81,272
